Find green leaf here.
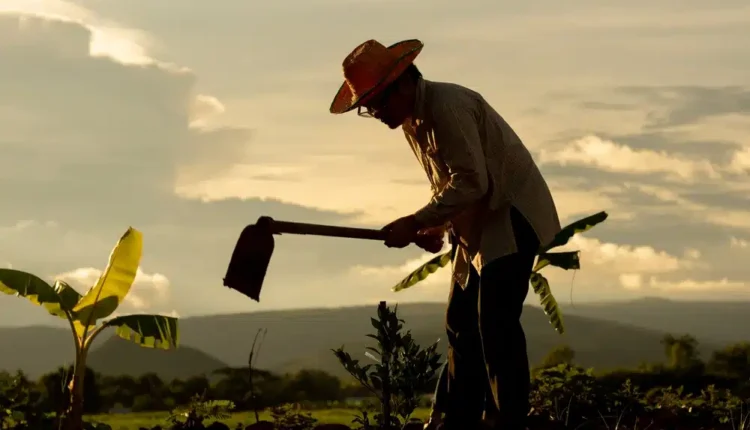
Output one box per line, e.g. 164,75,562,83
53,279,89,336
73,227,143,327
391,251,451,292
533,251,581,272
102,314,179,350
0,269,71,319
529,272,564,335
540,211,608,253
52,280,83,312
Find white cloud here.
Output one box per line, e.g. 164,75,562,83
619,274,746,292
353,235,692,297
559,236,687,274
619,273,643,290
647,276,746,291
538,135,721,181
351,242,452,288
730,236,749,249
684,248,701,260
0,220,58,236
0,0,157,66
189,94,227,129
628,183,750,232
729,147,750,173
53,267,171,312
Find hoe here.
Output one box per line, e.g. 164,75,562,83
223,216,399,301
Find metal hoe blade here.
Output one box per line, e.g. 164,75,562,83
223,216,275,302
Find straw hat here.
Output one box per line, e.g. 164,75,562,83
329,39,423,114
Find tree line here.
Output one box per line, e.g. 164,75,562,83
1,333,748,417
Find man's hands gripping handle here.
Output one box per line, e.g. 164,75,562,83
381,214,446,253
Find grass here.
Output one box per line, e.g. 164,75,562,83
87,407,432,430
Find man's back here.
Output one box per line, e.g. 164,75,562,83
404,78,561,286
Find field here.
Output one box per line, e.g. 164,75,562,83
88,408,433,430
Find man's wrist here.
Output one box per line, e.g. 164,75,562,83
407,213,425,231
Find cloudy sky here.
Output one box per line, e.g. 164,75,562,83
1,0,749,327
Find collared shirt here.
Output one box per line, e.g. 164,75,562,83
403,77,562,289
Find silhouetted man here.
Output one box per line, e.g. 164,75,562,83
330,39,562,430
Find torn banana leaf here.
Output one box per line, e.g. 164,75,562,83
529,272,564,334
539,211,608,254
533,251,581,272
391,251,452,292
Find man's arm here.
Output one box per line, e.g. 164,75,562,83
413,102,489,229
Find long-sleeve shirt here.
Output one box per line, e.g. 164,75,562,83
403,77,562,289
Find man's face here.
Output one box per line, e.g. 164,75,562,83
360,79,412,129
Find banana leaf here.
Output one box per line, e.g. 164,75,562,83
391,251,452,292
533,251,581,272
74,227,143,329
529,272,564,334
539,211,608,253
103,314,179,350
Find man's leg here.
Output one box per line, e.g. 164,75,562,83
441,267,487,429
424,361,448,429
478,206,540,430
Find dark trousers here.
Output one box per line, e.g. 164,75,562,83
434,206,539,430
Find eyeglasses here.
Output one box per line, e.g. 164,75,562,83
357,105,376,118
357,83,396,119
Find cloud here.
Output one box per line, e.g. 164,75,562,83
352,242,452,287
538,135,722,181
0,220,58,236
620,274,746,293
2,0,750,327
730,237,749,249
54,267,172,313
556,236,689,274
189,94,226,128
0,0,158,66
353,235,693,298
628,184,750,232
729,147,750,173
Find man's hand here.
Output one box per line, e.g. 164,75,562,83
414,226,446,253
382,214,421,248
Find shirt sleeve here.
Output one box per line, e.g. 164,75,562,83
413,102,489,228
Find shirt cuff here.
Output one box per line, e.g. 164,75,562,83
413,201,446,229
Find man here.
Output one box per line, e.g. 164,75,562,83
330,39,562,430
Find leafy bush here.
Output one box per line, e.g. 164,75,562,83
527,363,750,429
269,403,318,430
167,392,235,429
333,301,442,429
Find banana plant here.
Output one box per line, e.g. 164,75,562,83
0,227,179,430
391,211,609,335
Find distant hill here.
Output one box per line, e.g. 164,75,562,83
87,336,228,381
0,326,227,381
174,302,729,378
0,325,74,378
1,299,747,380
560,297,750,344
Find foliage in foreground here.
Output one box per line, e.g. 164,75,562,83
391,211,609,334
332,301,442,429
3,302,750,429
0,227,179,430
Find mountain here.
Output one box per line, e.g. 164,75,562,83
87,337,228,381
0,325,75,378
173,302,730,378
1,299,747,380
560,297,750,344
0,327,227,381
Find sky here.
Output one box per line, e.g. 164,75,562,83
0,0,749,327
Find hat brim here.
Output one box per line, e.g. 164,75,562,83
329,39,424,115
